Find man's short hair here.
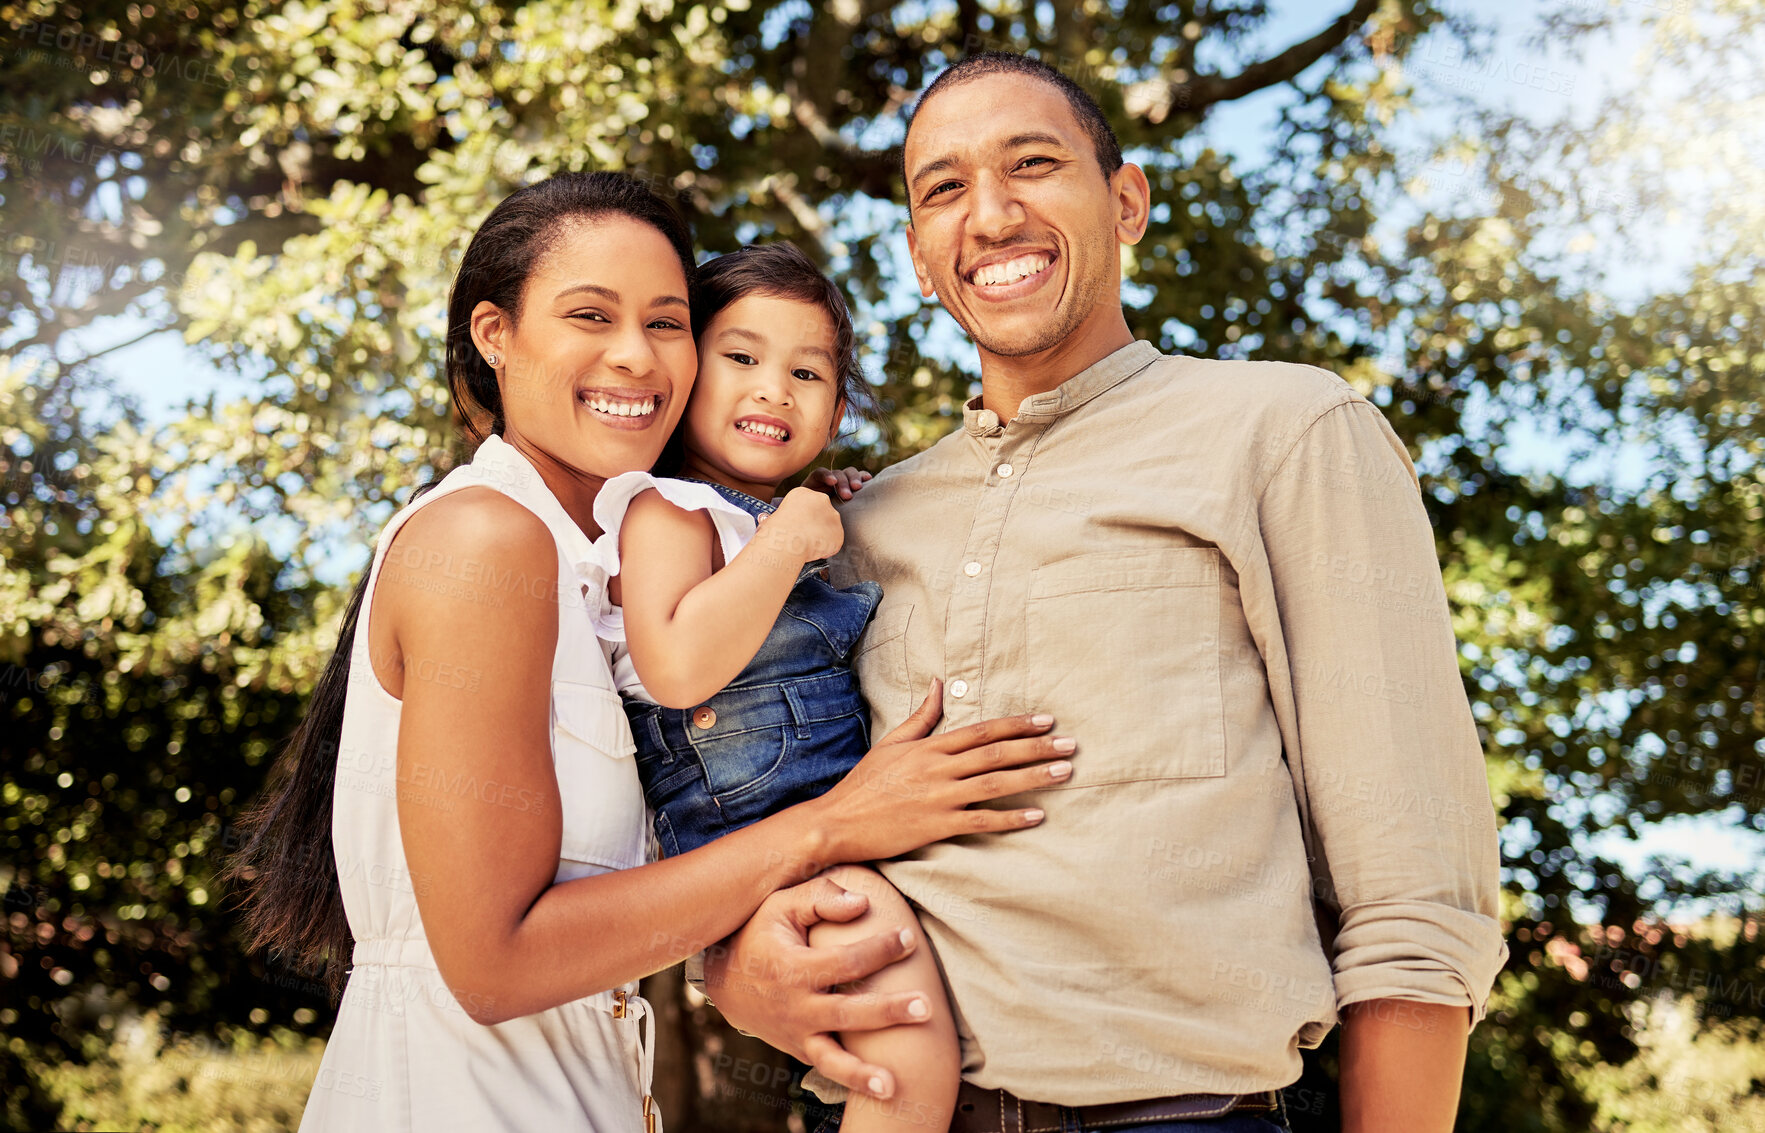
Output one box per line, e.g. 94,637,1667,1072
903,51,1125,193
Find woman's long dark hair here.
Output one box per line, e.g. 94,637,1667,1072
223,172,695,999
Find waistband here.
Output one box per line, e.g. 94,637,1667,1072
950,1084,1283,1133
348,937,644,1021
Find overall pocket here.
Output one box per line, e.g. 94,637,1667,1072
1024,548,1228,783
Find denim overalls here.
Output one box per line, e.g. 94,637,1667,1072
625,480,884,857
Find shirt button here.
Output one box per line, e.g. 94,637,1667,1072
692,706,717,729
949,679,969,699
996,463,1014,479
963,561,982,577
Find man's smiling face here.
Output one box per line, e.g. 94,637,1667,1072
904,71,1132,359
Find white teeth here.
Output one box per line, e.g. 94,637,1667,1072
582,393,658,418
972,253,1052,287
736,420,789,440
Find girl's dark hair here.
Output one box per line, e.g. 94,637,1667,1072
223,171,695,999
657,241,874,474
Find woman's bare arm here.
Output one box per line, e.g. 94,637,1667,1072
382,487,1072,1025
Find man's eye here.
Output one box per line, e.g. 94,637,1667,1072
793,368,823,382
927,180,960,198
726,352,757,365
1017,156,1054,171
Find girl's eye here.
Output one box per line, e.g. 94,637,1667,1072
725,352,757,366
793,368,823,382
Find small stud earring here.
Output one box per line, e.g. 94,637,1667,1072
485,353,499,366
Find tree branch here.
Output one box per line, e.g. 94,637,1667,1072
58,323,168,368
1161,0,1380,120
783,89,900,199
6,276,163,358
956,0,981,50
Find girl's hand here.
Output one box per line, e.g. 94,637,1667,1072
806,679,1074,867
804,467,873,501
761,486,845,563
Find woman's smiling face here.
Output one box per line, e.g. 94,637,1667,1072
474,215,698,482
678,294,844,500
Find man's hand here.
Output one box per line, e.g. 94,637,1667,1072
803,466,873,501
702,875,932,1101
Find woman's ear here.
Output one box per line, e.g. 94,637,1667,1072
469,300,510,369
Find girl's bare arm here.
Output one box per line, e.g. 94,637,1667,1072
616,486,839,708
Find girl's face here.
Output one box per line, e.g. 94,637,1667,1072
473,216,697,484
678,294,844,499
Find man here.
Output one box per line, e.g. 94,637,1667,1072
704,51,1506,1132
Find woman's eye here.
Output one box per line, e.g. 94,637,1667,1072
570,311,610,323
725,352,757,366
793,368,823,382
649,318,685,331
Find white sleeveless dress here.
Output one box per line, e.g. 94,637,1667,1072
299,434,662,1133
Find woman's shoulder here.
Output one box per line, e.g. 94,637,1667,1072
390,485,558,578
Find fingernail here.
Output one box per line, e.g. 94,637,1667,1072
1048,761,1073,779
907,997,929,1019
1052,736,1076,752
1023,808,1045,823
869,1075,887,1097
1031,713,1055,727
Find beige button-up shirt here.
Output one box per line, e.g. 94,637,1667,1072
830,340,1507,1105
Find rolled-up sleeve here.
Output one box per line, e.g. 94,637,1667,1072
1257,397,1508,1022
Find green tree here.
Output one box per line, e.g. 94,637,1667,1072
3,1,1761,1129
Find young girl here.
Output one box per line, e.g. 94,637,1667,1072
596,242,962,1131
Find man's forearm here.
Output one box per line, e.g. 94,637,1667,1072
1338,999,1469,1133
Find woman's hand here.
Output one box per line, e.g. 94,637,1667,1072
803,678,1074,869
803,466,872,501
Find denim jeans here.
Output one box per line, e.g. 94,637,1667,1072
625,478,883,856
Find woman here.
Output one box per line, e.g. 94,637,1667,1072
227,171,1070,1131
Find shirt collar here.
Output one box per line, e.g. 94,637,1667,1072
961,340,1163,436
469,434,610,584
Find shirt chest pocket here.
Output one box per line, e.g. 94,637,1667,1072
551,679,649,870
1024,548,1229,783
851,603,913,736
